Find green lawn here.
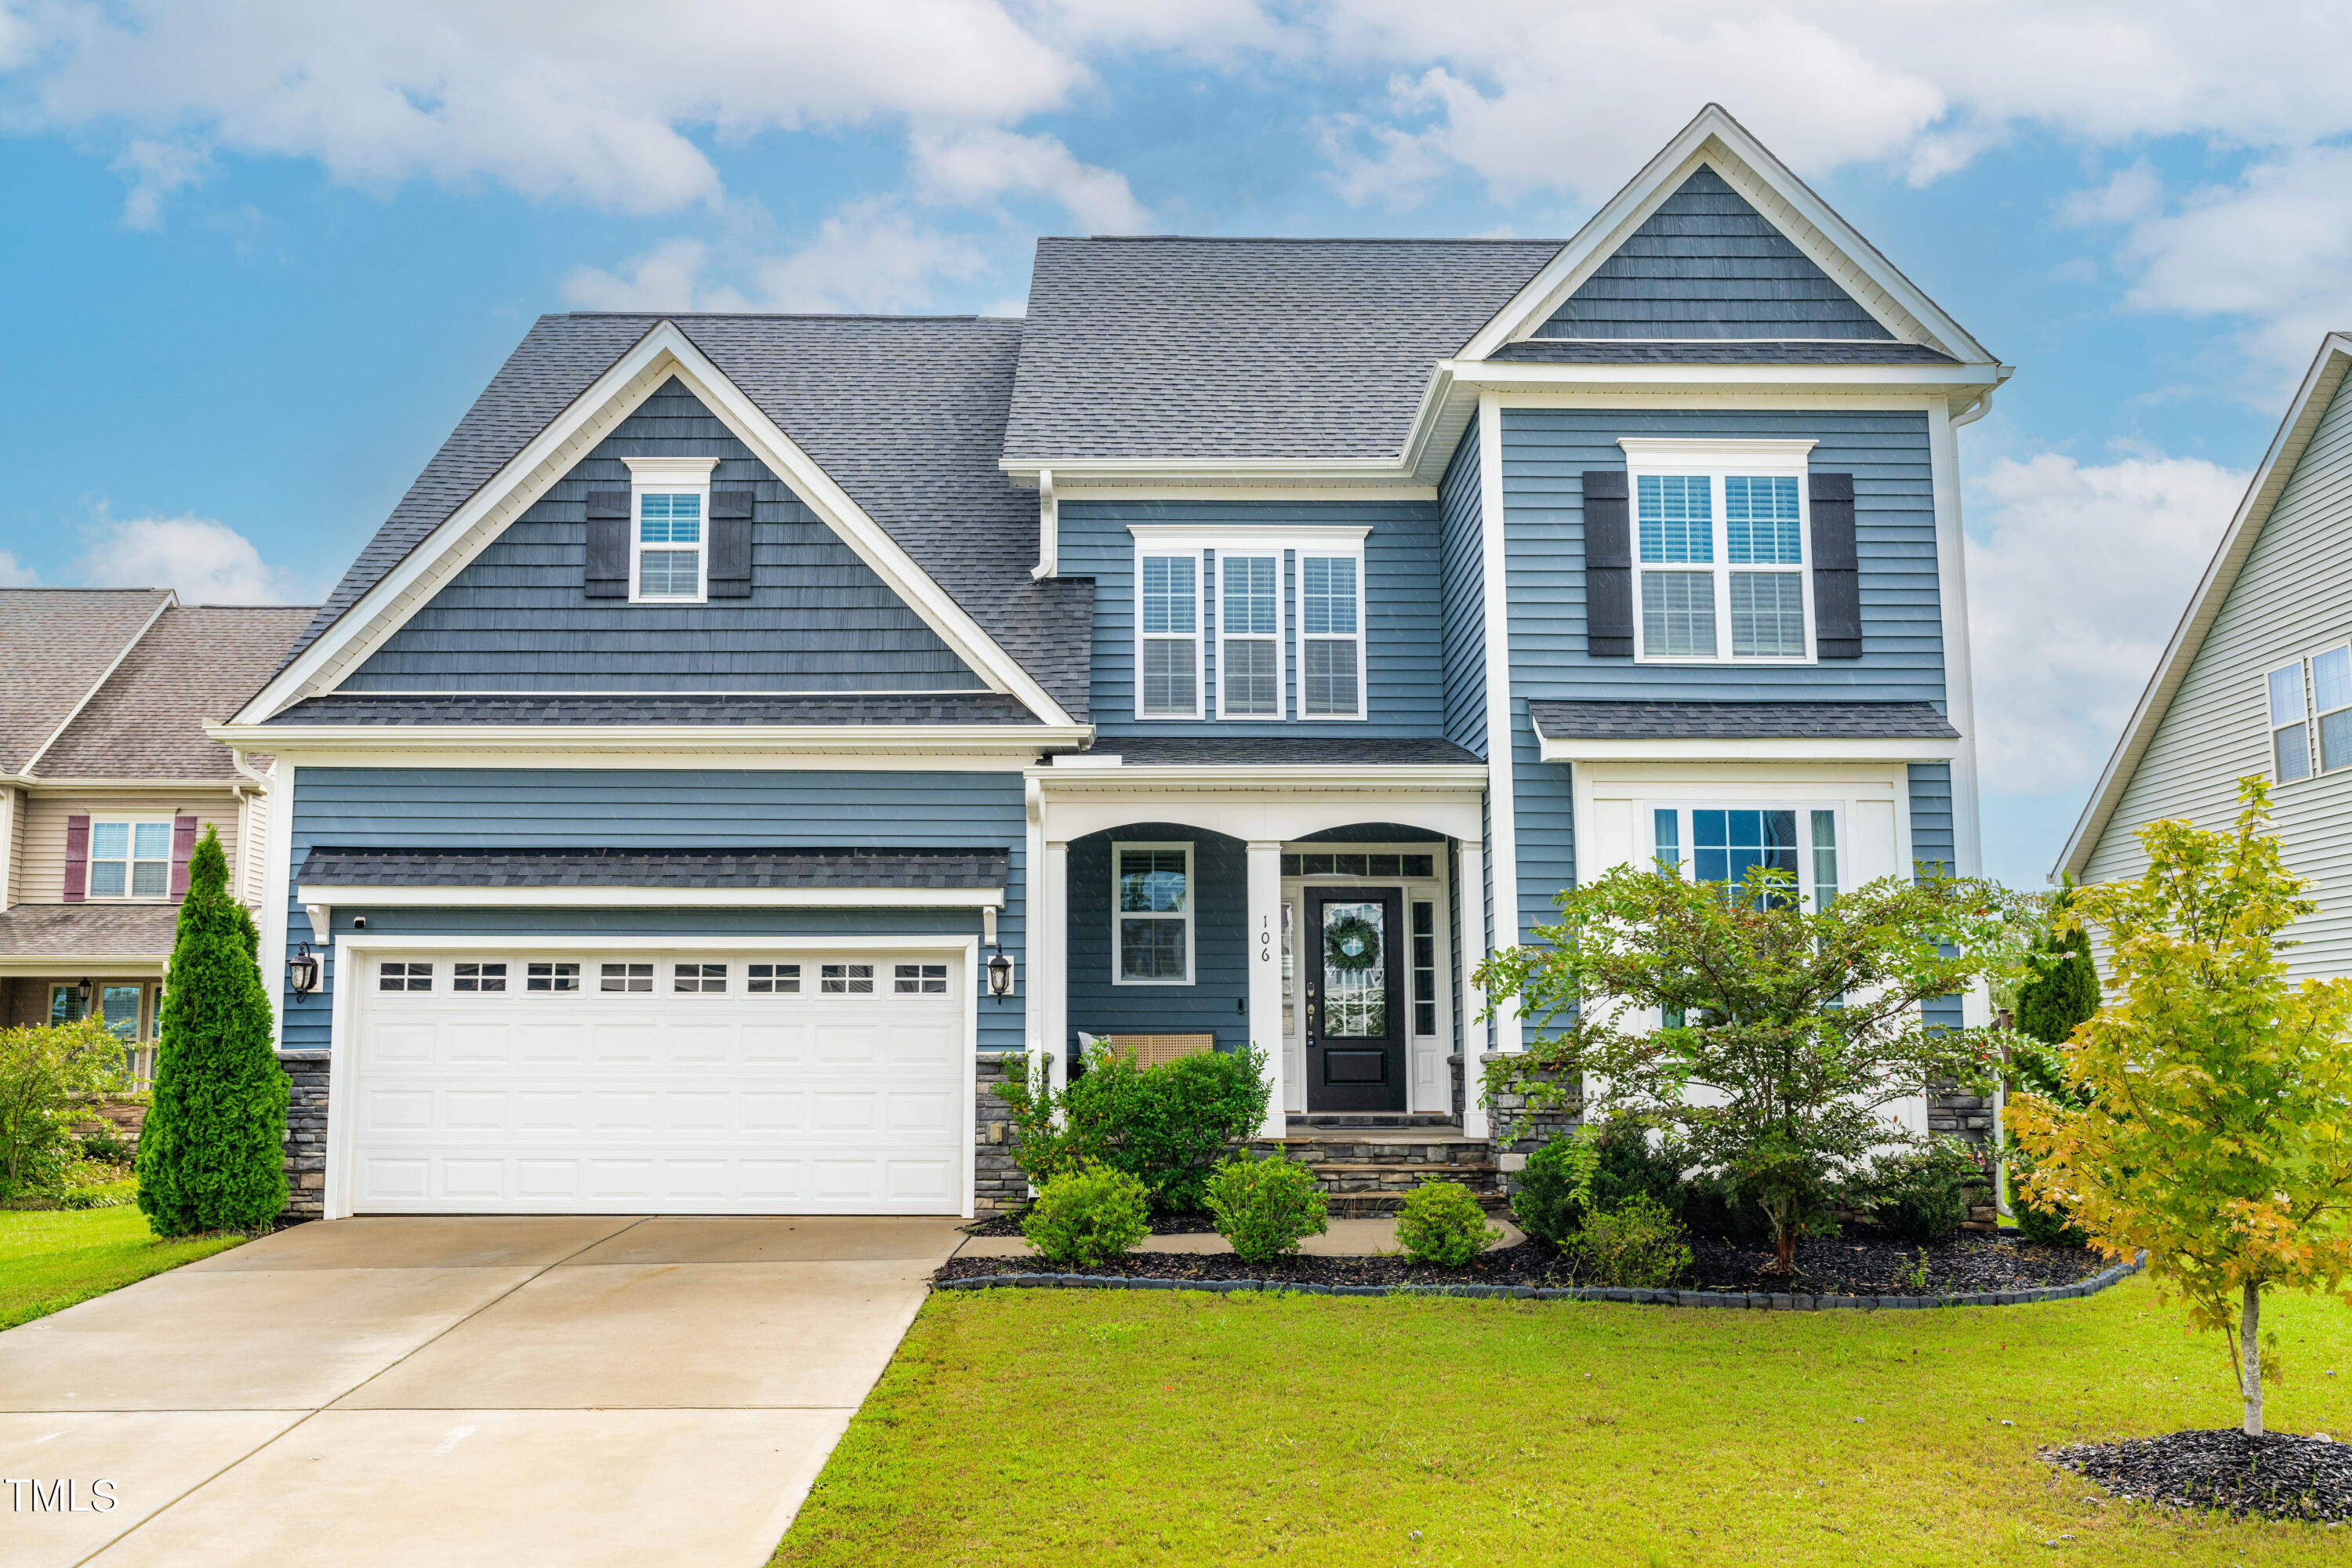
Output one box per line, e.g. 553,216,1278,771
776,1276,2352,1567
0,1196,247,1330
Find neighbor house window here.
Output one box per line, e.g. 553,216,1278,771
1138,553,1201,717
1624,441,1814,663
633,490,705,602
1299,554,1363,717
2314,646,2352,771
86,820,172,900
1651,807,1840,907
2270,661,2313,783
1114,841,1192,984
1219,554,1282,717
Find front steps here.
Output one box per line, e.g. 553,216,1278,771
1250,1115,1504,1216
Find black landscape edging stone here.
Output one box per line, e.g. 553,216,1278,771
936,1252,2146,1309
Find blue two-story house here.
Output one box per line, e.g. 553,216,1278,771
216,106,2003,1221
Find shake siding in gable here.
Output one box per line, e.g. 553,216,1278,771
280,768,1027,1052
2083,374,2352,978
344,379,984,693
1438,424,1487,755
1500,407,1946,944
1062,499,1444,737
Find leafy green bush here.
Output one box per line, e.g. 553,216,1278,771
1512,1123,1683,1246
1022,1163,1151,1266
1204,1154,1327,1263
1852,1138,1984,1243
139,827,288,1236
1394,1179,1498,1266
1679,1168,1790,1243
996,1040,1272,1211
1564,1194,1692,1287
2013,1191,2090,1249
78,1126,135,1167
0,1020,127,1201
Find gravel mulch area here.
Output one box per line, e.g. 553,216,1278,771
2046,1429,2352,1523
936,1229,2105,1296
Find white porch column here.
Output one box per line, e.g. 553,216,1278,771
1454,837,1490,1139
1246,840,1285,1138
1041,837,1070,1094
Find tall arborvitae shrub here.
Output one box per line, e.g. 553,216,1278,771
138,826,287,1235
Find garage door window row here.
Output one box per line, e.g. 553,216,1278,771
374,957,948,998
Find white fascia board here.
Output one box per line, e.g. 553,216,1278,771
1456,106,1996,366
332,931,979,952
2059,334,2352,881
240,322,1073,729
24,778,243,793
1000,455,1414,486
1537,735,1961,764
298,884,1005,911
209,721,1088,761
1057,485,1437,502
1448,361,2009,394
1025,763,1489,791
20,592,176,777
0,956,170,976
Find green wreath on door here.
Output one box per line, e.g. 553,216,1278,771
1322,911,1383,974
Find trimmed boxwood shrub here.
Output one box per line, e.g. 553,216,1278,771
1512,1124,1683,1245
1395,1179,1498,1266
1022,1163,1151,1266
996,1040,1272,1212
138,827,287,1236
1204,1153,1327,1263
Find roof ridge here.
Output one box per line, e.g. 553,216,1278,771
1040,234,1567,246
561,310,998,323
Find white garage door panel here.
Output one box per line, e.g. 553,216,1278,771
350,949,968,1215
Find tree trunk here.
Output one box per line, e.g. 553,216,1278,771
2241,1279,2264,1437
1773,1227,1796,1275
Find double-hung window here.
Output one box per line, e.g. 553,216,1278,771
2270,661,2313,783
1113,842,1191,984
1138,553,1201,717
2313,646,2352,772
1651,805,1839,908
1219,554,1282,717
86,820,172,899
623,456,716,604
1622,440,1815,663
1299,553,1363,718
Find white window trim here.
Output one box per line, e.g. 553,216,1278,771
1126,525,1374,724
2267,656,2316,784
1134,549,1207,720
2306,644,2352,775
82,815,176,902
1295,546,1367,721
1112,839,1194,986
1620,437,1819,667
1647,800,1845,906
1216,550,1287,721
625,456,718,607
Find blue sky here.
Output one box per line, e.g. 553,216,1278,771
5,2,2351,887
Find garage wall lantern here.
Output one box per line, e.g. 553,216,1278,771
288,943,321,999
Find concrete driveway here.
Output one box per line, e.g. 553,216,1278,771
0,1214,964,1568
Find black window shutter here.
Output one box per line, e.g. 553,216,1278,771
584,488,630,599
707,488,755,599
1809,471,1861,659
1583,470,1634,658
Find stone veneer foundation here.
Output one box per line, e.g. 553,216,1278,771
278,1050,330,1222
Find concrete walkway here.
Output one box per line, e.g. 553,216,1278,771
0,1214,965,1568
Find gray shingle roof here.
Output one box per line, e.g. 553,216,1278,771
1003,237,1562,461
1091,737,1483,766
1528,700,1958,742
297,847,1009,891
1490,339,1956,365
0,903,181,959
40,604,316,778
264,692,1049,728
0,589,172,773
278,314,1093,720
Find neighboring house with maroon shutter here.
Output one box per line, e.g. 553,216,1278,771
0,587,314,1079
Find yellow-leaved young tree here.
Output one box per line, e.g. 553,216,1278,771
2009,779,2352,1436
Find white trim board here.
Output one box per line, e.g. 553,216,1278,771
208,724,1087,762
236,321,1075,729
296,884,1007,913
1537,735,1960,764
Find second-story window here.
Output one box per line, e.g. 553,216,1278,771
1622,439,1816,664
88,820,172,899
1300,554,1363,718
1138,553,1201,717
1220,554,1281,717
633,490,705,602
2270,661,2312,783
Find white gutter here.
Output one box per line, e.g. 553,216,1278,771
208,722,1094,757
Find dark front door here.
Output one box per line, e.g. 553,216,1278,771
1304,887,1406,1112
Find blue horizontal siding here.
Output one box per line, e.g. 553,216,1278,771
1065,499,1445,738
346,379,983,692
281,767,1025,1054
1438,423,1487,756
1909,762,1964,1031
1062,825,1250,1058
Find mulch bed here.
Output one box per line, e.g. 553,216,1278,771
962,1208,1216,1238
938,1228,2104,1296
2046,1429,2352,1523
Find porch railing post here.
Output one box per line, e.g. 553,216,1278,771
1246,840,1285,1139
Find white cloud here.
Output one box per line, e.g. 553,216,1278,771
561,200,989,316
0,550,39,586
908,128,1149,232
1965,450,2247,795
110,138,209,230
73,515,319,604
560,238,746,313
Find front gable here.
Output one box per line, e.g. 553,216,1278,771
1537,167,1893,342
343,378,987,694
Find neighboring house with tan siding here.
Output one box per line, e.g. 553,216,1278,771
2060,333,2352,976
0,588,315,1074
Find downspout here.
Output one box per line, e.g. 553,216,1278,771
1029,467,1058,579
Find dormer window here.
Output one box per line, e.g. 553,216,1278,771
622,456,720,605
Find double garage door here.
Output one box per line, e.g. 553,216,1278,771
350,948,968,1215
